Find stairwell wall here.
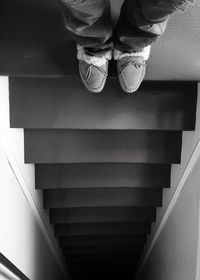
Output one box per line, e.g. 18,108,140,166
136,85,200,280
0,77,69,280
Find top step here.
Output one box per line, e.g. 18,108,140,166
0,0,200,79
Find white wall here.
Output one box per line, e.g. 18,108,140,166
137,149,200,280
136,85,200,279
0,263,20,280
0,77,70,280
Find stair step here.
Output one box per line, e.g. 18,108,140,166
1,0,200,80
49,207,156,224
36,163,170,189
71,271,133,280
66,253,139,264
0,0,118,78
0,40,115,77
24,130,181,164
70,266,134,276
69,262,135,272
72,272,132,280
69,259,137,275
44,188,162,208
69,262,135,270
63,244,142,256
2,37,200,80
70,266,135,276
10,78,196,130
71,270,132,280
70,265,134,273
70,263,135,279
55,222,151,236
59,234,146,247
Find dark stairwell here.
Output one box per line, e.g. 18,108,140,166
1,0,200,280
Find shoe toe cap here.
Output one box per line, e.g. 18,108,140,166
118,57,146,93
87,67,107,92
79,61,108,93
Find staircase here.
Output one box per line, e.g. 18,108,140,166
1,0,199,279
9,77,197,280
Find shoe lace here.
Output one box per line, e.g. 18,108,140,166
119,60,146,75
86,64,108,82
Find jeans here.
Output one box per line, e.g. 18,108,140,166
58,0,194,53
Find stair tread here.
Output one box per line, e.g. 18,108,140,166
67,253,138,264
36,163,170,189
55,222,151,236
43,188,163,208
71,271,133,280
24,130,181,164
59,234,146,246
49,207,156,224
2,35,200,80
66,252,139,263
1,0,200,79
70,262,135,270
63,244,142,255
10,78,197,130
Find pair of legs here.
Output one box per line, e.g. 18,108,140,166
58,0,194,93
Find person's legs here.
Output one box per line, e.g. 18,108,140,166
115,0,194,51
58,0,113,93
114,0,195,93
58,0,112,50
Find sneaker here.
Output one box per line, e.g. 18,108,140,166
77,45,112,93
114,46,151,93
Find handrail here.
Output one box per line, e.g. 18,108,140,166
0,253,30,280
